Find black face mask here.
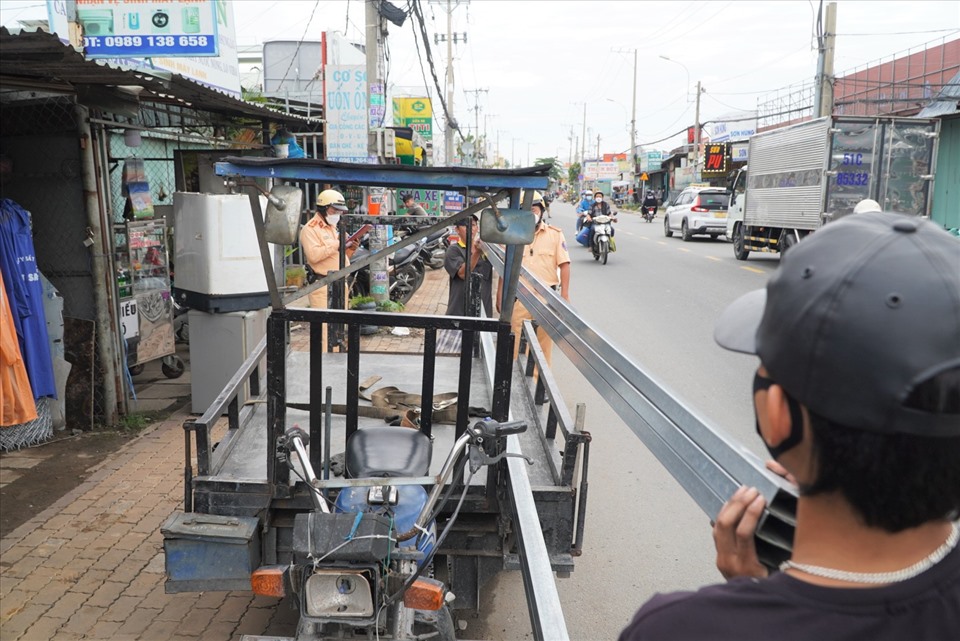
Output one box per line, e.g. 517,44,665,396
753,372,805,459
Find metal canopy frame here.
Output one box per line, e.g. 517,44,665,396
215,157,551,190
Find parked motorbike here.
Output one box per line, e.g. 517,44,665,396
349,239,426,305
275,418,529,641
642,204,657,223
591,214,616,265
418,227,450,270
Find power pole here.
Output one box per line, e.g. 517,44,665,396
630,48,637,174
465,87,488,165
430,0,469,164
365,0,388,305
614,48,638,176
693,80,702,181
596,133,601,160
814,2,838,118
445,0,454,164
580,102,587,190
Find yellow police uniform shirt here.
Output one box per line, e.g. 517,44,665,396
526,223,570,286
301,213,349,276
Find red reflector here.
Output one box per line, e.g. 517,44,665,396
403,577,445,611
251,566,286,598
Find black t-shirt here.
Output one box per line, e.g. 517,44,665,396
619,545,960,641
443,243,492,316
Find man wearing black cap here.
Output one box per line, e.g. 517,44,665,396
619,212,960,640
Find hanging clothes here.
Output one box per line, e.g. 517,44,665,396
0,269,37,426
0,199,56,399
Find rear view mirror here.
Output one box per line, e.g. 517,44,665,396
263,185,303,245
479,208,535,245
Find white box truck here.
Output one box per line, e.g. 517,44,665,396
726,116,939,260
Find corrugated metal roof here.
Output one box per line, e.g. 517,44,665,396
918,71,960,118
0,27,318,125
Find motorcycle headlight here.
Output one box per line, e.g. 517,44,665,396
303,569,375,618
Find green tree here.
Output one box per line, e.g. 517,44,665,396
568,161,581,186
534,156,564,184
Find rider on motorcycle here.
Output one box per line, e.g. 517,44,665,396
642,190,659,216
584,191,616,248
576,190,593,231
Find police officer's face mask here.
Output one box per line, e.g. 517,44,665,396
326,213,341,226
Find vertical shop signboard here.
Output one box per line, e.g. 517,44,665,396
326,65,371,162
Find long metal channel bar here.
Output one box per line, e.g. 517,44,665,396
479,332,571,641
487,249,796,556
214,161,549,191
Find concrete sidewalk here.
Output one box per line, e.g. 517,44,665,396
0,267,454,641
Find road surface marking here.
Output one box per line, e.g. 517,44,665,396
657,241,667,246
677,248,691,253
638,235,648,240
625,231,635,235
740,266,765,274
706,256,721,261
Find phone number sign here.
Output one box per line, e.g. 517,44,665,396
78,0,219,58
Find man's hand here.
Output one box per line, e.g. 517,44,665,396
713,486,769,580
585,215,592,223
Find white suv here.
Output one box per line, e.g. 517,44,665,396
663,186,730,241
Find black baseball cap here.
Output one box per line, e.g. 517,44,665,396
715,212,960,437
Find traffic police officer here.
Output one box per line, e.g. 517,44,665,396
496,192,571,364
299,189,356,350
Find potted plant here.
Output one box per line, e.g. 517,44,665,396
350,295,379,335
376,300,404,313
349,295,377,310
285,264,307,288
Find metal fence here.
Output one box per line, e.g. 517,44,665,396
0,93,107,434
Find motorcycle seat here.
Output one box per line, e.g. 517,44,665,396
394,245,418,263
345,426,432,478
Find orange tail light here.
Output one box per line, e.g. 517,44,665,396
251,566,287,598
403,577,446,611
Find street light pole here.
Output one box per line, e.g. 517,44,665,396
630,48,637,172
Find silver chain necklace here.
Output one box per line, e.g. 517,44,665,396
779,521,960,584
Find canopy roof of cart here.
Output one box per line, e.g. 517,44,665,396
0,27,315,125
215,156,552,191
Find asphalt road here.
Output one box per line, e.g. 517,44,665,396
472,200,782,641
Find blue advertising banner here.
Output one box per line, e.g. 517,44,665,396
77,0,219,58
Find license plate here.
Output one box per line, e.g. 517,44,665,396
713,211,727,219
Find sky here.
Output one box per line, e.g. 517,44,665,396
3,0,958,164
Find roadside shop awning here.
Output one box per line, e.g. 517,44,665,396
0,27,316,125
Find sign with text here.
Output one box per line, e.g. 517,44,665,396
710,112,757,143
583,161,620,180
77,0,219,58
731,141,749,162
702,143,729,177
392,97,433,141
443,192,465,212
51,0,240,95
641,150,663,171
398,188,441,216
326,65,370,162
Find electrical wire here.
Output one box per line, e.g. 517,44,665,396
383,466,477,607
837,28,960,36
409,0,464,143
276,0,322,92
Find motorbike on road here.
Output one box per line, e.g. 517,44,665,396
642,204,657,222
590,213,616,265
